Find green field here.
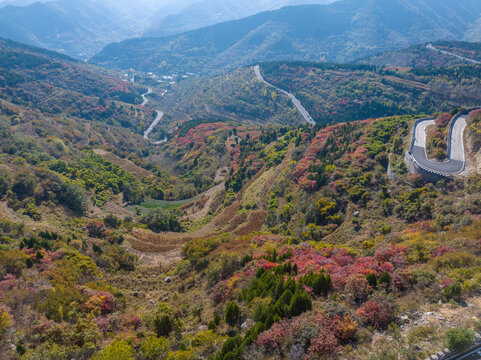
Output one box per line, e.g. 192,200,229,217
127,195,202,213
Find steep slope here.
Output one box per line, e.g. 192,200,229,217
154,60,481,125
143,0,336,38
91,0,481,75
0,37,162,152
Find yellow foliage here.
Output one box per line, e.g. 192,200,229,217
167,349,195,360
0,310,12,336
430,252,479,271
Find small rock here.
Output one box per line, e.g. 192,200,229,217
199,325,207,331
353,211,360,217
164,277,172,283
241,319,253,330
426,312,433,316
400,315,409,324
149,300,155,305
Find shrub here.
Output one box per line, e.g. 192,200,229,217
58,182,89,215
12,172,35,200
345,274,371,303
141,208,182,233
445,327,476,352
225,301,241,327
443,282,462,301
104,214,122,229
0,307,13,337
289,291,312,317
431,252,479,271
154,315,173,337
356,298,394,329
140,336,169,360
0,249,26,275
153,303,182,337
378,272,391,290
407,326,435,344
92,338,134,360
366,273,377,289
87,221,106,238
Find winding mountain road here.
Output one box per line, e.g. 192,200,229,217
140,87,167,144
409,112,471,176
254,65,316,125
141,87,152,106
426,44,481,65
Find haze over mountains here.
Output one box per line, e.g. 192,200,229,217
0,0,337,59
91,0,481,75
0,0,199,58
143,0,336,38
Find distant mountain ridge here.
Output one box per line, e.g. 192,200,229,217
0,0,175,59
0,0,142,59
91,0,481,75
143,0,336,38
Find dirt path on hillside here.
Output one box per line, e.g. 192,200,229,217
125,140,296,257
93,149,153,179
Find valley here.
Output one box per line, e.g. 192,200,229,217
1,1,481,359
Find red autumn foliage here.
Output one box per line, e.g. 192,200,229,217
344,273,372,303
356,298,394,329
87,221,106,238
435,113,451,128
256,311,356,358
0,274,17,291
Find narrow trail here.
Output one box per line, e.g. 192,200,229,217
426,44,481,65
254,65,316,125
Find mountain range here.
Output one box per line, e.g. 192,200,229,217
0,0,145,58
92,0,481,75
0,0,337,59
143,0,336,38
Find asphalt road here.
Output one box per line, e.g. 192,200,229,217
445,343,481,360
141,87,152,106
426,44,481,65
410,115,468,175
140,87,167,144
254,65,316,125
143,110,165,141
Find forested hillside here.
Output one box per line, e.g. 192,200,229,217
361,41,481,68
92,0,481,75
2,33,481,360
155,60,481,125
143,0,335,38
